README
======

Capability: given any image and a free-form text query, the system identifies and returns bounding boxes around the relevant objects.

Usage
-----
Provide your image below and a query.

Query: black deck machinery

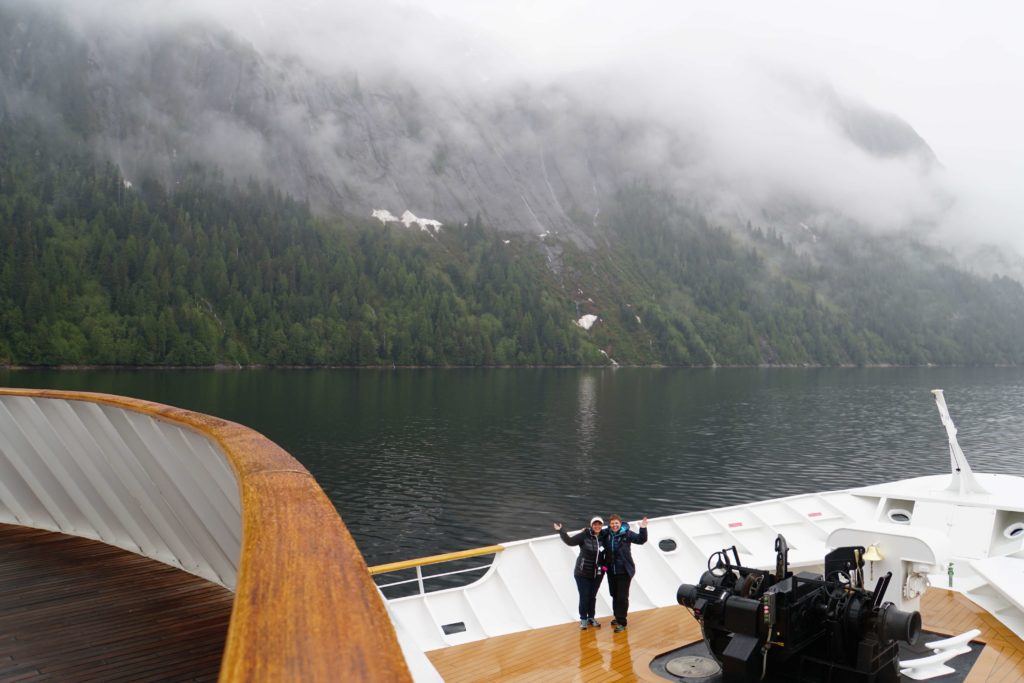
[677,535,921,682]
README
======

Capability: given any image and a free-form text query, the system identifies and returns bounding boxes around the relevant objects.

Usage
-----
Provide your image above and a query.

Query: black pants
[574,574,604,620]
[607,573,632,625]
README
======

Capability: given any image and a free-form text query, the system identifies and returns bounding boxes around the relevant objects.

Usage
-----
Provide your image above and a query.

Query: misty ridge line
[0,0,968,251]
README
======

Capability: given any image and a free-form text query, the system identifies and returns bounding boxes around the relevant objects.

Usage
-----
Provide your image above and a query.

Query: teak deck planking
[429,603,700,683]
[0,523,234,682]
[429,587,1024,682]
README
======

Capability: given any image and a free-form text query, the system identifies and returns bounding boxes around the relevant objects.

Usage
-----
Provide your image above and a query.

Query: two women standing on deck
[553,517,606,630]
[554,514,648,633]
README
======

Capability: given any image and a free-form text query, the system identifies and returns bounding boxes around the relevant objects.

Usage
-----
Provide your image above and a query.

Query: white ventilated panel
[0,420,52,528]
[0,400,75,530]
[523,538,583,620]
[733,527,785,562]
[387,607,445,682]
[545,535,614,612]
[821,492,878,521]
[626,575,656,612]
[971,557,1024,614]
[389,597,449,652]
[632,543,686,608]
[666,518,716,569]
[181,428,242,525]
[678,512,723,536]
[423,589,486,646]
[31,398,132,544]
[963,575,1024,639]
[770,518,828,553]
[165,424,242,554]
[595,577,613,616]
[2,398,106,538]
[749,500,805,527]
[463,571,530,637]
[692,528,751,558]
[712,507,763,529]
[497,542,572,628]
[114,409,237,584]
[0,396,241,589]
[83,403,204,572]
[62,400,174,558]
[786,494,844,519]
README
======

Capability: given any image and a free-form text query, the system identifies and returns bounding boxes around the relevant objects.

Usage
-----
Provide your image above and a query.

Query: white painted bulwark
[381,473,1024,664]
[0,395,241,589]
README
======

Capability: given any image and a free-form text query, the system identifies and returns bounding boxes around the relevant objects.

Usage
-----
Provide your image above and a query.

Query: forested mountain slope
[3,112,1023,367]
[2,1,1024,367]
[0,117,603,366]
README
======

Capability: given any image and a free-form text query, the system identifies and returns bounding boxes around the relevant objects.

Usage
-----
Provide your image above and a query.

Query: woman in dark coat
[601,513,648,632]
[553,516,606,629]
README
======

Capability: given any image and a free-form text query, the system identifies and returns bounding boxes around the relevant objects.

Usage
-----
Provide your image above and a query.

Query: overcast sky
[62,0,1024,249]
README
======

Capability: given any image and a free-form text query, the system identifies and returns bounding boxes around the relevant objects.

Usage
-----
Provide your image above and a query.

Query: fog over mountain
[7,0,1024,368]
[2,0,1020,259]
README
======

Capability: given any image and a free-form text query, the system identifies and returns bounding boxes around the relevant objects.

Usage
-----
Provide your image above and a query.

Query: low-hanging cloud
[24,0,1024,251]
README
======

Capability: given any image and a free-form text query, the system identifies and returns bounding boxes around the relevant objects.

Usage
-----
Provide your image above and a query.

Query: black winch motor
[677,535,921,682]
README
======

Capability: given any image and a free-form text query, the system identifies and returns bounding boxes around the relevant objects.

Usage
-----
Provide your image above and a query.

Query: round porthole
[658,538,678,553]
[1003,522,1024,540]
[887,508,912,524]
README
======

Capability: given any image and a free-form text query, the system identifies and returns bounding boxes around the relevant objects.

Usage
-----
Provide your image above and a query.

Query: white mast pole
[932,389,989,495]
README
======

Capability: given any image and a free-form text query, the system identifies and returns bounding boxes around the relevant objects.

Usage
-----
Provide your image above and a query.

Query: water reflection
[576,373,598,459]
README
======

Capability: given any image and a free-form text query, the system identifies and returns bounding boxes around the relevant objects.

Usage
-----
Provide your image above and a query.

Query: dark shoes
[614,623,627,633]
[588,618,601,628]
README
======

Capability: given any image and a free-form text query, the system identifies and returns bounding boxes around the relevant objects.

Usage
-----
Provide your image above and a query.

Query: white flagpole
[932,389,989,495]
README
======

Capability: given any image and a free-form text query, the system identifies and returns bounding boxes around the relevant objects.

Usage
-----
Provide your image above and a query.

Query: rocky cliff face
[0,1,942,246]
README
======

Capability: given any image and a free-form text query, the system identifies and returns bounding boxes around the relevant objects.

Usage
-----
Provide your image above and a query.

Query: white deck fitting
[899,627,980,680]
[925,628,981,651]
[0,396,241,588]
[899,651,959,680]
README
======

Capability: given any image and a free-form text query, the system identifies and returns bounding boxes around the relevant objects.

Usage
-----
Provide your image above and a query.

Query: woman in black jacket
[601,514,648,632]
[553,516,606,629]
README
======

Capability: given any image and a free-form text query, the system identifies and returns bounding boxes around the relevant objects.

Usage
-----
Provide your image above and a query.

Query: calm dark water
[3,367,1024,566]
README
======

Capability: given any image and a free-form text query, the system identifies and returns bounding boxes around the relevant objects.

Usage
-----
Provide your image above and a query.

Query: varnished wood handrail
[369,544,506,575]
[0,388,411,682]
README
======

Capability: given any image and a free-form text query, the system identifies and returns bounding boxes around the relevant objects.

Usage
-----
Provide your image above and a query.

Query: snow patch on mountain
[400,210,443,233]
[372,209,399,224]
[373,209,443,233]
